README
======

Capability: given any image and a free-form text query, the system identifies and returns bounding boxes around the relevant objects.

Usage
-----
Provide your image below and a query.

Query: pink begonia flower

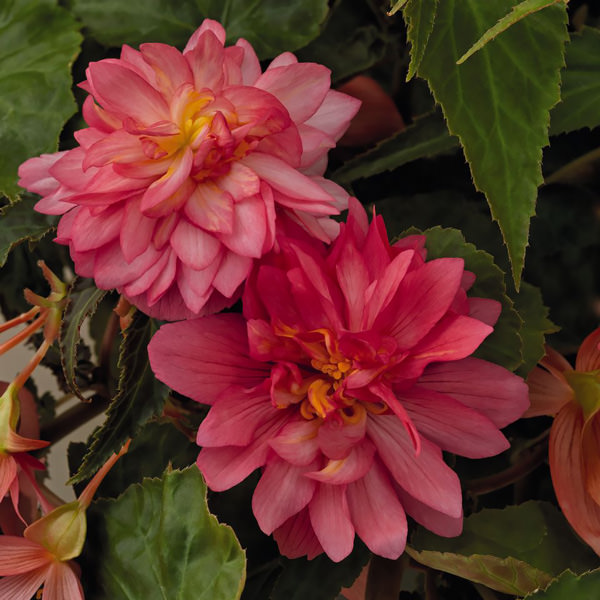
[149,201,528,561]
[0,384,48,519]
[526,327,600,555]
[18,20,360,321]
[0,443,129,599]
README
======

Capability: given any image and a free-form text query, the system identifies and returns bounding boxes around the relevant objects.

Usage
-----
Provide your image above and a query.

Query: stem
[545,146,600,185]
[40,395,109,444]
[0,313,46,356]
[366,554,409,600]
[464,437,549,496]
[12,338,52,390]
[0,306,40,333]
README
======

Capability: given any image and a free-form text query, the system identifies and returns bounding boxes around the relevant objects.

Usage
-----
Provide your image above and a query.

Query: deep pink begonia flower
[18,20,360,321]
[526,328,600,555]
[148,201,529,561]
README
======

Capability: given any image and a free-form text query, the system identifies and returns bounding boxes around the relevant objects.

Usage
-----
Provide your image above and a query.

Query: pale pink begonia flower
[525,327,600,555]
[0,443,129,599]
[18,20,360,321]
[149,201,529,562]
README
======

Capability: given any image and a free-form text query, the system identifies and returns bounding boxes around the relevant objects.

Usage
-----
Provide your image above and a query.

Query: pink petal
[525,364,573,418]
[583,413,600,505]
[347,459,407,558]
[306,439,375,484]
[318,415,366,460]
[396,487,463,537]
[43,562,84,600]
[468,298,502,326]
[273,507,323,560]
[170,218,220,270]
[197,409,290,491]
[120,196,156,262]
[0,537,49,574]
[235,38,261,84]
[184,20,226,52]
[576,327,600,372]
[304,89,362,141]
[139,42,193,96]
[308,483,355,562]
[418,357,530,427]
[0,454,17,501]
[400,388,510,458]
[242,153,335,207]
[141,247,177,304]
[255,63,331,123]
[148,314,269,403]
[184,183,234,234]
[70,204,122,252]
[218,196,267,258]
[335,239,369,331]
[140,148,193,215]
[197,388,275,447]
[185,29,225,91]
[367,415,462,518]
[86,60,169,122]
[176,258,221,314]
[0,567,49,600]
[253,458,318,534]
[550,402,600,555]
[18,153,63,196]
[269,419,321,466]
[380,258,465,349]
[211,251,252,298]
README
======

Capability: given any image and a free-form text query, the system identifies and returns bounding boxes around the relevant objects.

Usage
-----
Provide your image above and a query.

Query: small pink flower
[526,328,600,555]
[18,20,360,321]
[149,201,528,562]
[0,443,129,599]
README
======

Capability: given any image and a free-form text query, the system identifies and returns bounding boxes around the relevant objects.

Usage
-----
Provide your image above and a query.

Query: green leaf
[333,111,458,185]
[296,0,386,83]
[388,0,410,17]
[513,281,558,377]
[70,310,167,483]
[402,0,439,80]
[72,0,329,59]
[412,0,569,286]
[271,542,370,600]
[524,569,600,598]
[59,279,107,401]
[457,0,566,65]
[414,226,523,371]
[83,466,246,600]
[407,501,599,596]
[0,0,81,200]
[550,27,600,135]
[0,195,55,268]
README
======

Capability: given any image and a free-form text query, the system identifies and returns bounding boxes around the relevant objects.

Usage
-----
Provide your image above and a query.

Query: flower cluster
[15,18,532,571]
[149,200,529,561]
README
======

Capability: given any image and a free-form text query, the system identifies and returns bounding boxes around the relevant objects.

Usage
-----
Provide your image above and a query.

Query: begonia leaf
[550,27,600,135]
[0,0,81,200]
[407,501,598,595]
[83,466,246,599]
[404,0,569,286]
[0,195,54,268]
[413,226,523,371]
[297,0,386,82]
[457,0,566,65]
[402,0,439,80]
[524,568,600,598]
[513,281,558,377]
[71,0,329,59]
[59,279,107,401]
[68,421,198,500]
[70,310,167,483]
[333,111,459,185]
[270,542,371,600]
